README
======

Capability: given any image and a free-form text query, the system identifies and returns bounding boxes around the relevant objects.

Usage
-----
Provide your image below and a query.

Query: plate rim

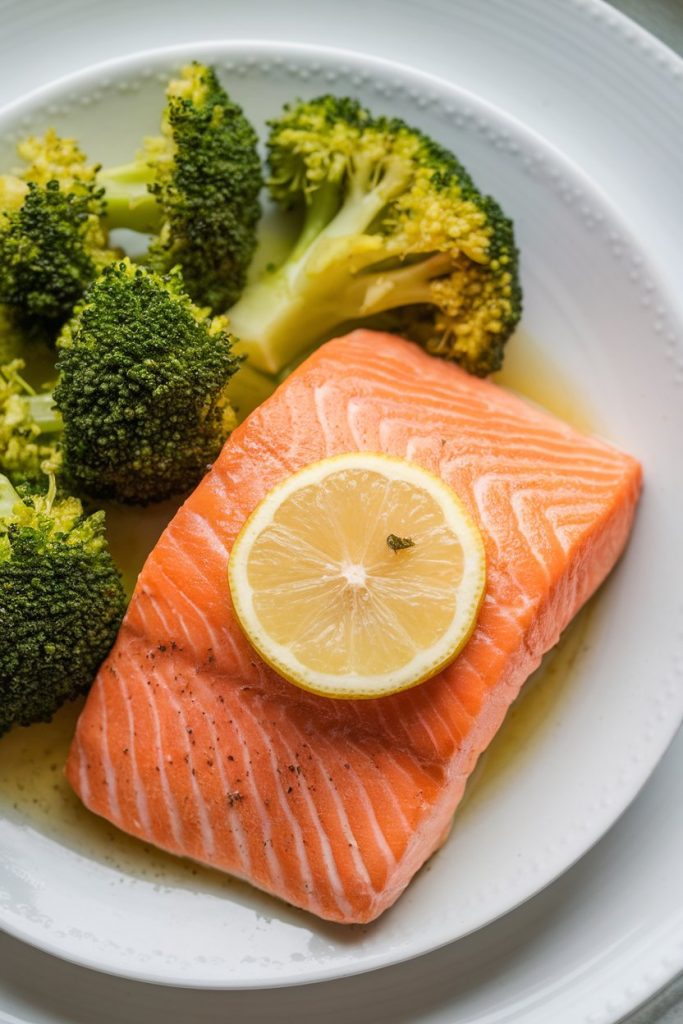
[0,35,682,991]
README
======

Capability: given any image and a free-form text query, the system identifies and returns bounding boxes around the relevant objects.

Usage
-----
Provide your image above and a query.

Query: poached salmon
[66,331,642,923]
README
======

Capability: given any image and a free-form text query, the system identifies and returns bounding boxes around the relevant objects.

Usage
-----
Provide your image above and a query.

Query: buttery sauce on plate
[0,330,595,881]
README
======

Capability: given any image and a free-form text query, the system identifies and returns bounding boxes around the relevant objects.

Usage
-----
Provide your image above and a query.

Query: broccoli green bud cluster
[101,62,263,311]
[0,306,25,365]
[0,360,61,487]
[0,131,116,333]
[54,258,241,505]
[0,473,126,735]
[228,94,522,379]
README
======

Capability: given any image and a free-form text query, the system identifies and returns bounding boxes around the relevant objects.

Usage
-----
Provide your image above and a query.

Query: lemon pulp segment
[228,453,486,698]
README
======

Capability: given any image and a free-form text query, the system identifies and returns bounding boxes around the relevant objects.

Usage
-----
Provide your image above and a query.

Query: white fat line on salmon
[182,509,230,557]
[509,491,555,584]
[218,621,257,681]
[203,471,240,517]
[376,416,409,456]
[407,682,473,757]
[431,665,489,753]
[362,679,428,753]
[113,665,152,836]
[466,435,628,469]
[402,693,445,757]
[463,606,522,663]
[236,700,317,899]
[545,499,619,554]
[312,384,346,454]
[262,739,355,920]
[252,428,301,478]
[72,730,91,806]
[515,484,615,563]
[371,413,617,470]
[152,560,222,659]
[131,589,173,646]
[346,398,374,453]
[285,715,384,887]
[175,672,251,876]
[381,677,459,757]
[325,740,399,878]
[161,527,256,676]
[472,474,540,598]
[221,702,289,898]
[343,733,414,838]
[403,436,442,473]
[281,388,332,461]
[464,454,630,489]
[539,502,579,560]
[126,656,184,848]
[159,534,228,637]
[339,367,488,410]
[348,379,556,436]
[162,681,217,860]
[95,681,122,823]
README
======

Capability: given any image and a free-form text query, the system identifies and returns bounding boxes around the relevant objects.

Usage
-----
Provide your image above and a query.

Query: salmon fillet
[66,331,642,924]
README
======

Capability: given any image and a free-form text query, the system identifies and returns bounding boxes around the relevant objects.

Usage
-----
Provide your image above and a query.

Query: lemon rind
[228,452,486,700]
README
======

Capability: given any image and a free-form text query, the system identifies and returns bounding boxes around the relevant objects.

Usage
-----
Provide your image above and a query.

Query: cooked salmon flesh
[66,331,642,924]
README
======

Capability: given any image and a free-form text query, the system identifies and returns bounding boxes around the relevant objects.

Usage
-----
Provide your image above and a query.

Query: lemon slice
[228,453,486,699]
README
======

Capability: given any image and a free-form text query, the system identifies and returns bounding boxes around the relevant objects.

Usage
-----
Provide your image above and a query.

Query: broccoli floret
[0,306,25,365]
[3,258,241,503]
[51,258,240,505]
[0,471,125,735]
[227,95,521,379]
[99,62,262,311]
[0,131,117,333]
[0,360,61,487]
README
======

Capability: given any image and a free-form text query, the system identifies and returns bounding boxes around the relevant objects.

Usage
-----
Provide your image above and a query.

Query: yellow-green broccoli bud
[0,360,61,487]
[0,130,117,332]
[228,95,521,379]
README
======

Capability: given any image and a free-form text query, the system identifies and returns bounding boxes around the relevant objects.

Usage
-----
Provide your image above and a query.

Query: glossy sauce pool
[0,329,597,881]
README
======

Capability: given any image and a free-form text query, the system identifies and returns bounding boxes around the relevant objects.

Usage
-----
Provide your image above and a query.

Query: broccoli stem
[24,393,62,434]
[288,182,342,262]
[97,163,163,234]
[44,470,58,512]
[229,154,432,374]
[229,238,452,375]
[0,473,19,520]
[223,361,277,421]
[325,252,453,317]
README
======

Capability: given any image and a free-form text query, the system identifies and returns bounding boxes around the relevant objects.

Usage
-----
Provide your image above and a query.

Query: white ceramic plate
[2,735,683,1024]
[1,40,682,990]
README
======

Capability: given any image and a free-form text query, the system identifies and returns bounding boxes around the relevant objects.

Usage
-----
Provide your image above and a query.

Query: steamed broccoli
[2,259,241,504]
[0,471,125,735]
[0,306,25,365]
[0,360,60,487]
[0,131,116,333]
[99,62,262,311]
[51,258,241,504]
[227,95,521,378]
